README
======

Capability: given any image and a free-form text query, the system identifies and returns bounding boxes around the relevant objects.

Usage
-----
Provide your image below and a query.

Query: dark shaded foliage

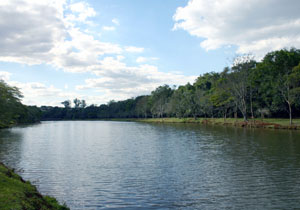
[0,80,41,128]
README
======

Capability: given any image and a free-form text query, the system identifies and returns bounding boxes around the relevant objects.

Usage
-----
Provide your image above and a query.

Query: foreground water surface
[0,121,300,209]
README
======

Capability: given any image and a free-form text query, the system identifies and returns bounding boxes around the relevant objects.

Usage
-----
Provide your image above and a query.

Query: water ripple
[0,121,300,209]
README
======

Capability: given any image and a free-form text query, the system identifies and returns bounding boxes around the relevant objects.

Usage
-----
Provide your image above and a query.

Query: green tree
[61,100,71,108]
[227,56,256,121]
[0,80,41,127]
[135,96,150,118]
[194,72,220,118]
[259,49,300,124]
[80,100,86,108]
[150,85,173,118]
[73,98,81,108]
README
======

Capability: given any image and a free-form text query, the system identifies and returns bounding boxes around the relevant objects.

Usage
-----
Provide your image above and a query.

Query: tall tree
[227,56,256,121]
[150,85,173,118]
[0,80,40,127]
[135,96,150,118]
[259,49,300,124]
[73,98,81,109]
[194,72,220,118]
[80,100,86,108]
[61,100,71,108]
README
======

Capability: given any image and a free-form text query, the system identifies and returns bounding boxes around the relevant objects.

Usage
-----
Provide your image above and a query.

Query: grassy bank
[132,118,300,130]
[0,162,69,210]
[0,121,16,129]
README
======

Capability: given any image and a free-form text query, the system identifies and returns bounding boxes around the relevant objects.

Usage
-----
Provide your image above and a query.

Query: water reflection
[0,121,300,209]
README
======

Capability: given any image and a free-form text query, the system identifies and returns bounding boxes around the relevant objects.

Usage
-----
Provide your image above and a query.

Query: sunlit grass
[131,117,300,129]
[0,163,69,210]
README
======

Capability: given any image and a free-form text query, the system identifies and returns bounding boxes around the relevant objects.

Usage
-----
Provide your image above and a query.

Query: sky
[1,0,300,106]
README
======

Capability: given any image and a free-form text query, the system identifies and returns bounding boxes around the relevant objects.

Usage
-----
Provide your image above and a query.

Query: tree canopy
[0,80,41,128]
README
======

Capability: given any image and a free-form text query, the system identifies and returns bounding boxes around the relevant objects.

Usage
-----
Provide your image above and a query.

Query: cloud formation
[112,18,120,25]
[136,57,159,63]
[102,26,116,31]
[0,0,122,70]
[125,46,144,53]
[0,0,66,65]
[76,56,196,101]
[67,1,96,23]
[8,81,72,106]
[0,0,196,105]
[173,0,300,57]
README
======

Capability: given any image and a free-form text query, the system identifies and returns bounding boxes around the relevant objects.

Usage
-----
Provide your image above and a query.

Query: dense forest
[41,48,300,125]
[0,81,41,128]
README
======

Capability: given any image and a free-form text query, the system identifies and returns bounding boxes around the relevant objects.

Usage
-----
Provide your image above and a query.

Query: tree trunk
[242,108,248,122]
[159,104,163,118]
[243,114,247,122]
[242,98,248,122]
[250,86,254,119]
[234,102,238,121]
[250,97,254,119]
[288,102,293,125]
[223,108,227,122]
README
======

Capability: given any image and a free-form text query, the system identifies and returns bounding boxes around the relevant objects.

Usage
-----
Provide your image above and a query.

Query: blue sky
[86,0,232,74]
[0,0,300,106]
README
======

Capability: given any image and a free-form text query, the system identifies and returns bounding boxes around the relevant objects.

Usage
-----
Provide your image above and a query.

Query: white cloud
[0,0,198,106]
[5,79,100,107]
[76,56,196,102]
[102,26,116,31]
[0,0,121,71]
[8,81,64,106]
[136,56,159,63]
[125,46,144,53]
[67,1,96,24]
[0,0,66,65]
[101,19,119,31]
[173,0,300,57]
[0,71,11,81]
[112,18,119,25]
[0,71,86,106]
[51,27,122,72]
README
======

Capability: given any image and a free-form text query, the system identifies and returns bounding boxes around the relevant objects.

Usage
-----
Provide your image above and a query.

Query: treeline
[41,48,300,125]
[0,80,41,128]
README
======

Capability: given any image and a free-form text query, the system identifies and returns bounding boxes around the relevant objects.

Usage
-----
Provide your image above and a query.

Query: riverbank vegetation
[0,80,41,128]
[41,48,300,126]
[0,162,69,210]
[133,118,300,130]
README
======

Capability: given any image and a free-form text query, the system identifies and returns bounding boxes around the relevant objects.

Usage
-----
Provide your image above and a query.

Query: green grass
[0,163,69,210]
[259,118,300,126]
[0,120,16,129]
[129,117,300,130]
[134,117,242,124]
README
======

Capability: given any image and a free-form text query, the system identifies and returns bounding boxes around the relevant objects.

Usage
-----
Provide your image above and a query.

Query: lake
[1,121,300,209]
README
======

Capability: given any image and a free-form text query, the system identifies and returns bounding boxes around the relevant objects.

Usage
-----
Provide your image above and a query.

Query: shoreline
[131,118,300,130]
[8,117,300,131]
[0,162,69,210]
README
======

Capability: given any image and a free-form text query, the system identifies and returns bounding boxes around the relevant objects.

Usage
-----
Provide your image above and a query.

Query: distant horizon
[1,0,300,106]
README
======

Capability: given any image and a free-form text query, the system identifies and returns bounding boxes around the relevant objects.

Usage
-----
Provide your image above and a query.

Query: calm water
[1,121,300,209]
